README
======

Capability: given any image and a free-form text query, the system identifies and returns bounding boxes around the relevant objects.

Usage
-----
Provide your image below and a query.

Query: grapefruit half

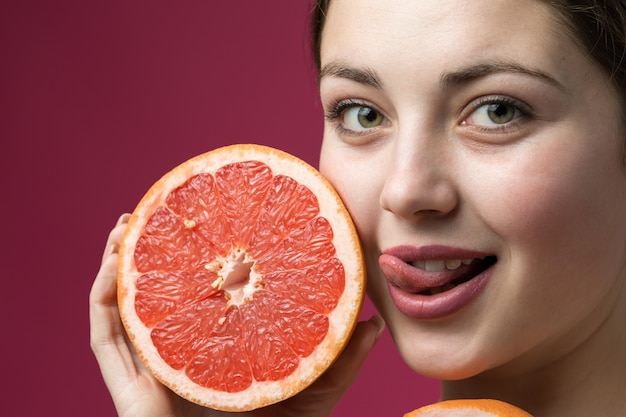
[117,144,365,411]
[405,399,533,417]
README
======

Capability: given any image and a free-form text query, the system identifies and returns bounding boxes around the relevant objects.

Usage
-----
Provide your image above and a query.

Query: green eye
[344,106,384,130]
[357,107,384,128]
[485,103,515,124]
[466,99,524,128]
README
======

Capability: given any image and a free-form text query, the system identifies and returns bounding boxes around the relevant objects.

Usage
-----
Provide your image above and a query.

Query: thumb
[272,315,386,417]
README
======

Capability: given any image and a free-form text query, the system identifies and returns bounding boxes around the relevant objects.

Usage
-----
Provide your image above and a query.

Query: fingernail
[106,243,120,257]
[116,213,131,226]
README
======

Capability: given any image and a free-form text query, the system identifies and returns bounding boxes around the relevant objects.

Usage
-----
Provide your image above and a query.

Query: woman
[91,1,626,415]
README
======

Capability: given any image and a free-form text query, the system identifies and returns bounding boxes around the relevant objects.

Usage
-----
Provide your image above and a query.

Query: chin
[405,356,487,381]
[389,320,497,381]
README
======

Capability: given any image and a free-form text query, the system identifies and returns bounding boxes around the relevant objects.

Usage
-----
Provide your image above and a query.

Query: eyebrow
[319,60,566,92]
[440,61,566,91]
[319,62,383,89]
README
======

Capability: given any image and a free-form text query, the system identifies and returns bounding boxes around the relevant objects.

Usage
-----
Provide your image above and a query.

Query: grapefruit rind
[404,399,533,417]
[117,144,365,411]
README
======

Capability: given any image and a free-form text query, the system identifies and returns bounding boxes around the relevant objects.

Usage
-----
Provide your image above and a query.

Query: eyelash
[324,99,386,136]
[324,99,370,121]
[463,95,533,131]
[324,95,533,137]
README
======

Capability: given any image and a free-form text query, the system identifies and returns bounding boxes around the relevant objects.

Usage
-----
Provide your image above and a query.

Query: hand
[90,214,385,417]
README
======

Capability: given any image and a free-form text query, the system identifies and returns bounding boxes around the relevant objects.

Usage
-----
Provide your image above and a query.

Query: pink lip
[380,245,495,320]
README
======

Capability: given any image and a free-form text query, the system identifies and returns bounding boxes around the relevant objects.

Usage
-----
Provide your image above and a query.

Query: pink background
[1,1,439,415]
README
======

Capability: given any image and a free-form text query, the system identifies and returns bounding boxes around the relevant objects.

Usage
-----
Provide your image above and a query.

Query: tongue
[419,257,496,295]
[379,254,496,294]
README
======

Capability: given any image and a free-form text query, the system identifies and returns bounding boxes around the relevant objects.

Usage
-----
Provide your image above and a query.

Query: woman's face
[319,0,626,379]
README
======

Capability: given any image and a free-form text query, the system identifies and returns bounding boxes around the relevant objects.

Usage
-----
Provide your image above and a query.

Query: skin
[318,0,626,415]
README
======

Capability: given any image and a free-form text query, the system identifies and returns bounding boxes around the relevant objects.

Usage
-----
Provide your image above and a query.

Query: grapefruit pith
[117,144,365,411]
[405,399,533,416]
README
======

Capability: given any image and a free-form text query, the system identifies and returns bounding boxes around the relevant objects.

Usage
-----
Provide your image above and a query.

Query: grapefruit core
[117,144,365,411]
[405,399,533,416]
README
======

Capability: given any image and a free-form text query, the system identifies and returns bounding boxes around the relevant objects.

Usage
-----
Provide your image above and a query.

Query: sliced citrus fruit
[117,144,365,411]
[405,399,533,417]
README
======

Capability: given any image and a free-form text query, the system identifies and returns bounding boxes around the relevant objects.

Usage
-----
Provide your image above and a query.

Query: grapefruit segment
[165,173,232,258]
[134,270,220,327]
[117,144,364,411]
[262,258,345,314]
[215,160,273,248]
[149,298,225,370]
[247,174,320,259]
[255,216,336,272]
[245,290,329,358]
[185,306,252,393]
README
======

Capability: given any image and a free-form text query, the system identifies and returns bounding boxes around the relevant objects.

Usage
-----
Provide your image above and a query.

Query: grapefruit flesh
[117,144,365,411]
[405,399,533,417]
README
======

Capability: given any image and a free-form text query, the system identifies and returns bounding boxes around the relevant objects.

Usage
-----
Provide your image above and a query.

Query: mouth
[379,245,497,295]
[379,247,497,319]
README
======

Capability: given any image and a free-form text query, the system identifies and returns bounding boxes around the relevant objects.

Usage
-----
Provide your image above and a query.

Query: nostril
[379,172,460,222]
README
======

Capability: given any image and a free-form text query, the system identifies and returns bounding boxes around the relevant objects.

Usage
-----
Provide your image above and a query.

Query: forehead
[322,0,561,47]
[320,0,575,82]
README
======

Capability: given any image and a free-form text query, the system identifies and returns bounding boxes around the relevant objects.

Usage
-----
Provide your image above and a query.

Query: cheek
[319,141,386,293]
[474,144,626,291]
[319,142,383,237]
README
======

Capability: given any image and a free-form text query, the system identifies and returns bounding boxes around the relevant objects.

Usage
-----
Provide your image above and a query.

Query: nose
[379,133,459,221]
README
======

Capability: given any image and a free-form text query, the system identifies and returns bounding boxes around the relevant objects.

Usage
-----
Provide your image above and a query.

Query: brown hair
[547,1,626,103]
[310,0,331,71]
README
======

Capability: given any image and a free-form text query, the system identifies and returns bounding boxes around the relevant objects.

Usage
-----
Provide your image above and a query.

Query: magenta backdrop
[1,1,439,415]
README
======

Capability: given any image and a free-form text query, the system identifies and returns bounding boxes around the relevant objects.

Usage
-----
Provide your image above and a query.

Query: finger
[89,240,128,357]
[296,315,385,411]
[101,213,131,263]
[92,214,129,314]
[90,214,142,384]
[324,315,385,389]
[276,315,385,417]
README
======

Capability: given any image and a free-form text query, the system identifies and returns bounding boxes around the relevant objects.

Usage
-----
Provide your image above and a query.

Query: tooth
[461,259,473,265]
[445,259,462,270]
[424,260,446,272]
